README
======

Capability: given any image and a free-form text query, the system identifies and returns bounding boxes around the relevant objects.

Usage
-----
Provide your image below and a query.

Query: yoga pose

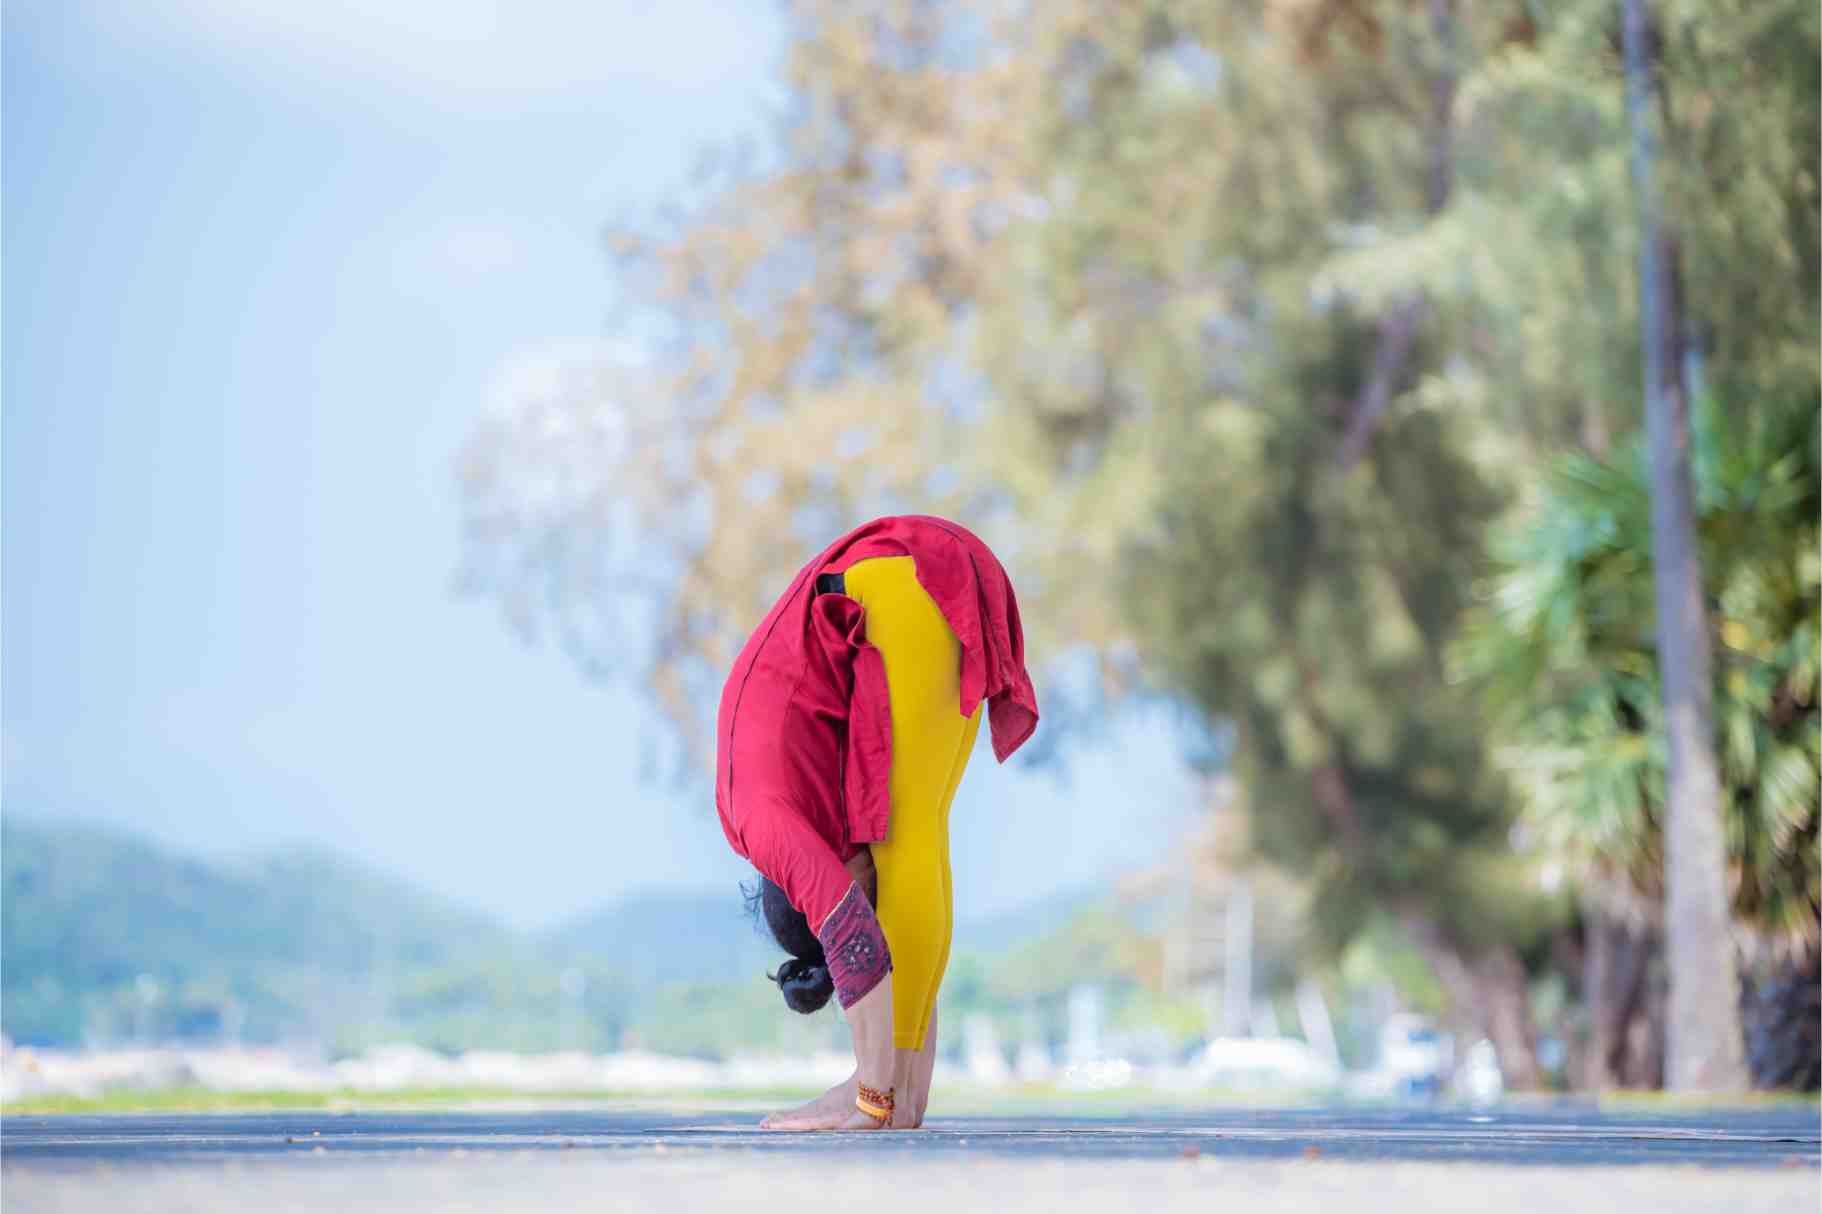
[714,516,1038,1130]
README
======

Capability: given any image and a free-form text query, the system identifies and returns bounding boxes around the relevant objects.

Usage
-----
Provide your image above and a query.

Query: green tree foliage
[967,0,1581,1085]
[453,0,1819,1085]
[1460,397,1820,955]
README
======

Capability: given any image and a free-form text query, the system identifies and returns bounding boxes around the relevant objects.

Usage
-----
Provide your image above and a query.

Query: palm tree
[1621,0,1749,1091]
[1461,395,1820,1089]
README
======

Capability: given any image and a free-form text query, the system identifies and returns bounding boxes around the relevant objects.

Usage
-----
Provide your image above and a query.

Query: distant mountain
[546,883,1113,985]
[542,887,779,986]
[952,886,1109,958]
[1,816,514,1045]
[0,815,1127,1053]
[0,818,821,1049]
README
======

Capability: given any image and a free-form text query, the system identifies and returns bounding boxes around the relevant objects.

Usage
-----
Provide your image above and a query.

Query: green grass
[1588,1088,1821,1112]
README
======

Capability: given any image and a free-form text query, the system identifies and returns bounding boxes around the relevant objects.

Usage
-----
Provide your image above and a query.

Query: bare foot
[760,1073,856,1130]
[834,1108,890,1131]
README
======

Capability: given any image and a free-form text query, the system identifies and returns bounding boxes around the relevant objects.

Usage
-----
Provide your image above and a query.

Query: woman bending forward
[715,516,1039,1130]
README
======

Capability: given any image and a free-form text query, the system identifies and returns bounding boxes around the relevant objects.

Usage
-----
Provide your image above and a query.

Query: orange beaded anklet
[855,1083,895,1125]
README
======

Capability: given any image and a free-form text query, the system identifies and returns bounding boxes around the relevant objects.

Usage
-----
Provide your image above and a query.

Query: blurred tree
[1442,0,1818,1088]
[454,0,1049,758]
[453,0,1819,1089]
[456,0,1560,1084]
[1621,0,1744,1093]
[966,0,1569,1085]
[1461,396,1820,1088]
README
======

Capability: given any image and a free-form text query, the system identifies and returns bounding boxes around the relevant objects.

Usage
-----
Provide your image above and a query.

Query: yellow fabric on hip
[841,555,982,1052]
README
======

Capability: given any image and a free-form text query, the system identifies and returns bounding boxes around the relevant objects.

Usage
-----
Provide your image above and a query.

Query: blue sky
[3,0,1200,929]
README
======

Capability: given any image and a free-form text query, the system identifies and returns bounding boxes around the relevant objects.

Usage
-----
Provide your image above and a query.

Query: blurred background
[3,0,1816,1108]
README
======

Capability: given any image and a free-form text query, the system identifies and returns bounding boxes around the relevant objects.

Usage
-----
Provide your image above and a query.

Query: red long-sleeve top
[715,515,1039,930]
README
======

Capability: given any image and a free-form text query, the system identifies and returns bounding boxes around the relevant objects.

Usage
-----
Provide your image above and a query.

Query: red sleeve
[985,567,1039,761]
[810,592,894,846]
[843,639,892,844]
[737,798,855,929]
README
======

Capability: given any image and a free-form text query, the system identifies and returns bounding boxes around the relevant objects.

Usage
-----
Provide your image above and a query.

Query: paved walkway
[5,1106,1817,1213]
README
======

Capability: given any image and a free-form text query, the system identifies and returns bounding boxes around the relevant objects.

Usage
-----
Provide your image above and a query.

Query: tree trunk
[1580,910,1665,1090]
[1335,0,1456,470]
[1403,915,1542,1090]
[1739,944,1822,1091]
[1472,942,1543,1090]
[1628,951,1669,1089]
[1620,0,1748,1092]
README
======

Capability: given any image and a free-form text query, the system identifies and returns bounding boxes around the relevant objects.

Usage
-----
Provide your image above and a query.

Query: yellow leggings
[842,555,982,1051]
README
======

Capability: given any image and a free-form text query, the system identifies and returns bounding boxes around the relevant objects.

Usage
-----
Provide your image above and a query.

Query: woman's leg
[925,703,974,1023]
[902,711,975,1125]
[906,1006,940,1125]
[842,555,980,1130]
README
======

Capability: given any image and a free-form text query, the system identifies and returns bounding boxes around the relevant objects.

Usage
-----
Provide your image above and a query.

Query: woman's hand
[839,974,896,1130]
[759,974,895,1132]
[844,846,879,908]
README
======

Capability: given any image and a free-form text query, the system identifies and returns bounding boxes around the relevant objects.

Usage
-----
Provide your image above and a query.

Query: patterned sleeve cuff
[816,881,892,1009]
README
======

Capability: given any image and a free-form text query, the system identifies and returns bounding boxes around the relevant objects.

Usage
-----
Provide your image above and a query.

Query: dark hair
[743,874,833,1014]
